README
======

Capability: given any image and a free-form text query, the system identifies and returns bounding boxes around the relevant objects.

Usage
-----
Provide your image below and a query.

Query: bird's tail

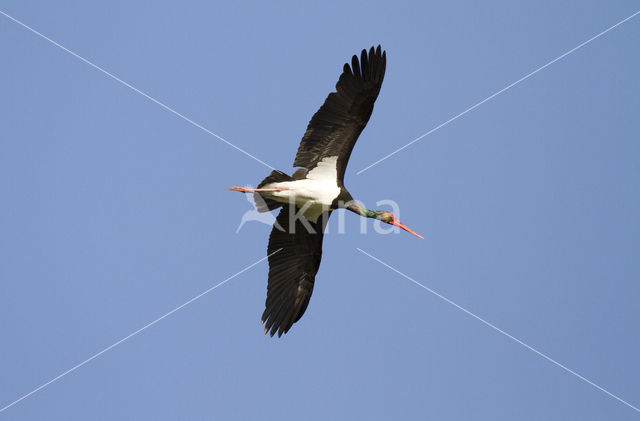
[255,170,293,212]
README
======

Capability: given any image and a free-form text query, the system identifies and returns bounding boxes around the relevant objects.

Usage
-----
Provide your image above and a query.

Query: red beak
[390,220,424,239]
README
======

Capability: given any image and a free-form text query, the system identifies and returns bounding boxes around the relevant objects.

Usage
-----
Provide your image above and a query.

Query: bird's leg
[228,186,289,193]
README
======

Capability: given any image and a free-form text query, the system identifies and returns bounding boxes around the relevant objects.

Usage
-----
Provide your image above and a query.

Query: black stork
[229,45,422,337]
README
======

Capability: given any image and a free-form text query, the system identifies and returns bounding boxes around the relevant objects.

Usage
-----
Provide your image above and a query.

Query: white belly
[267,179,338,222]
[264,156,340,222]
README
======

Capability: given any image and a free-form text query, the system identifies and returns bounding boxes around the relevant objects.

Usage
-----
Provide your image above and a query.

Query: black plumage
[262,206,329,337]
[258,46,387,336]
[293,45,386,183]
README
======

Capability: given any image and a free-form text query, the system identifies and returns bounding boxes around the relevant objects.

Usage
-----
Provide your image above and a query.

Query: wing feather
[293,46,386,183]
[261,207,330,337]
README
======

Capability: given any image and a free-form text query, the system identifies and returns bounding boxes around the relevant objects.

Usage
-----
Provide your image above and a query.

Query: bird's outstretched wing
[262,206,330,337]
[293,45,386,183]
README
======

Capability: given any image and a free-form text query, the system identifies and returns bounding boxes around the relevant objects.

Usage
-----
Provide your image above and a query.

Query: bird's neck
[346,201,380,219]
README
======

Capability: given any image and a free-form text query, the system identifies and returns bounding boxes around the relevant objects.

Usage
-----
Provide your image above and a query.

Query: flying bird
[230,46,422,337]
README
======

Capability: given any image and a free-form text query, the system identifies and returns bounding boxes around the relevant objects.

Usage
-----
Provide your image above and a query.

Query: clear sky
[1,1,639,420]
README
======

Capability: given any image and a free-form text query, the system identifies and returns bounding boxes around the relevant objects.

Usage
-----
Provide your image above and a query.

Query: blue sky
[1,1,639,419]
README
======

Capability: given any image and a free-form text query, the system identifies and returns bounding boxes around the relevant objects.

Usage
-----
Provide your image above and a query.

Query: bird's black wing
[262,206,330,337]
[293,45,386,183]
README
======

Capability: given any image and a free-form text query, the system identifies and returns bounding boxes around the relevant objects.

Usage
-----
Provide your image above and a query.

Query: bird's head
[376,211,424,239]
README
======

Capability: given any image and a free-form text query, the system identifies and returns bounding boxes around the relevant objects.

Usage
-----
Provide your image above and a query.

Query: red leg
[228,186,288,193]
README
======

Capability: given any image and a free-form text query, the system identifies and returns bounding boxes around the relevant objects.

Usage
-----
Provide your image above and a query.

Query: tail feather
[255,170,292,212]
